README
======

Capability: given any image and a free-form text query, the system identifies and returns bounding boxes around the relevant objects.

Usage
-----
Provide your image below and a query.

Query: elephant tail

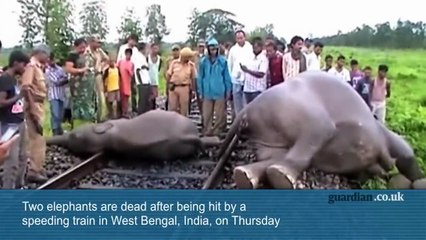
[216,108,248,158]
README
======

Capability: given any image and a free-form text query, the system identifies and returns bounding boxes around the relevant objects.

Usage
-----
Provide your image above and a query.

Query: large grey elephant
[219,71,426,189]
[47,110,220,161]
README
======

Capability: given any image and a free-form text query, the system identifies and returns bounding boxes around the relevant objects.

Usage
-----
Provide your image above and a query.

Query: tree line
[315,20,426,49]
[17,2,285,60]
[16,1,424,61]
[17,0,169,60]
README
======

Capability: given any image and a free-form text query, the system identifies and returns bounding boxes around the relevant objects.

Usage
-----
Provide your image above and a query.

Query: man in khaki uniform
[21,44,49,182]
[86,35,109,122]
[164,45,180,110]
[166,47,196,116]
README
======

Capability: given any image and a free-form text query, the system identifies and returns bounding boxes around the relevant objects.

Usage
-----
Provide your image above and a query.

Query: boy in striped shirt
[46,53,68,136]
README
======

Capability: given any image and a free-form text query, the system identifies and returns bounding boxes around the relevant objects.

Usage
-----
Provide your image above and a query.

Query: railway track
[37,100,240,190]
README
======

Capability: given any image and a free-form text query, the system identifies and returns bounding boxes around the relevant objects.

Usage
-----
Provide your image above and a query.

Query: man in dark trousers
[134,42,152,115]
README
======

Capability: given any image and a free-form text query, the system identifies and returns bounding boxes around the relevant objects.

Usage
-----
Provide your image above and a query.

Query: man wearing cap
[86,35,109,122]
[20,44,49,182]
[164,44,181,110]
[166,47,196,116]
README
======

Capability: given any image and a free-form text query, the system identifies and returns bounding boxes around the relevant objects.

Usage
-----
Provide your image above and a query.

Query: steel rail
[37,152,105,190]
[202,135,238,189]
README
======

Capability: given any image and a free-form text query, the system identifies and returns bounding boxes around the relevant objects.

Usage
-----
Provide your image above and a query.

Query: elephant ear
[93,122,114,134]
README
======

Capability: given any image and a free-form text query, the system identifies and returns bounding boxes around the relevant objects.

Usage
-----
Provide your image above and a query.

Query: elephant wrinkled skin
[47,110,219,161]
[219,71,426,189]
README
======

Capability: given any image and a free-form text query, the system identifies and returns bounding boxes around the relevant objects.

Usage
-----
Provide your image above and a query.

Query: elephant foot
[412,178,426,189]
[232,159,282,189]
[233,167,258,189]
[388,174,412,189]
[266,165,298,189]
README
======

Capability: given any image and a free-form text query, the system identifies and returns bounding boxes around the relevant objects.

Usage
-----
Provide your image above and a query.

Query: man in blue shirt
[197,38,232,136]
[355,66,373,109]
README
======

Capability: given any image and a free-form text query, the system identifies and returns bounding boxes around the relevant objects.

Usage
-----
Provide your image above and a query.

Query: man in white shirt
[116,34,139,63]
[307,42,323,71]
[116,34,139,113]
[241,37,269,103]
[133,42,152,114]
[328,55,351,84]
[227,30,253,115]
[147,43,162,109]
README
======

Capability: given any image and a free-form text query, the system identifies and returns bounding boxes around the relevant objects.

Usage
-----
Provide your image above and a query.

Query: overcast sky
[0,0,423,47]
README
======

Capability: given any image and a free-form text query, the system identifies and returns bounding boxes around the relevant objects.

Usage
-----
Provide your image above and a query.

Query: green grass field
[1,46,425,189]
[324,47,426,188]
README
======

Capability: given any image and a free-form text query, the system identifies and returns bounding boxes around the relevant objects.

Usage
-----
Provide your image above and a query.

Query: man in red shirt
[265,41,284,87]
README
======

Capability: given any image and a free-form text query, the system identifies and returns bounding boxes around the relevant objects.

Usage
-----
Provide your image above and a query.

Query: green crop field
[1,46,425,189]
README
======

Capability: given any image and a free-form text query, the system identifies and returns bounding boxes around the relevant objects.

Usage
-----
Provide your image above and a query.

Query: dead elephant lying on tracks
[47,110,220,161]
[218,71,426,190]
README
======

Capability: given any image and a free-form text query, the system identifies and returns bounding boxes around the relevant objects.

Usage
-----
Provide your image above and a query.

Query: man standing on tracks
[191,39,206,115]
[21,44,50,183]
[147,43,162,110]
[0,50,29,187]
[87,35,109,122]
[197,38,232,136]
[46,52,68,136]
[64,38,96,126]
[166,47,196,116]
[117,34,139,115]
[164,45,180,110]
[133,42,151,115]
[227,30,253,115]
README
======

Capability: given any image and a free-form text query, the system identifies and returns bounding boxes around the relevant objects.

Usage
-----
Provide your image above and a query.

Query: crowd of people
[0,29,391,186]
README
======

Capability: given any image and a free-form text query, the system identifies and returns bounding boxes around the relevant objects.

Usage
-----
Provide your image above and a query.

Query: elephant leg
[266,120,335,189]
[383,128,426,189]
[233,147,288,189]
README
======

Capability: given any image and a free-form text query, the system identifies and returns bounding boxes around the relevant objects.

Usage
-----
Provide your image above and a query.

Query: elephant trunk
[46,133,70,148]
